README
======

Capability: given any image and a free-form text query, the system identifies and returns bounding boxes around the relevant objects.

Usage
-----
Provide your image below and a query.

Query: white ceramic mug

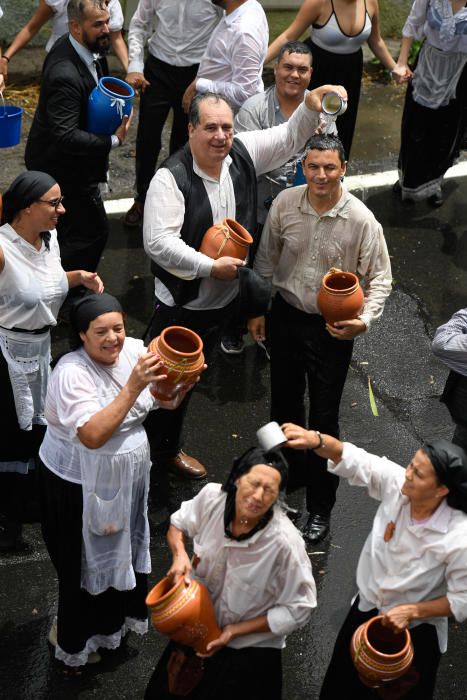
[256,421,287,453]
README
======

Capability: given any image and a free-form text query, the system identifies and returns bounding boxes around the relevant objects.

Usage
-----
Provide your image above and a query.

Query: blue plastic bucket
[0,104,23,148]
[87,76,134,135]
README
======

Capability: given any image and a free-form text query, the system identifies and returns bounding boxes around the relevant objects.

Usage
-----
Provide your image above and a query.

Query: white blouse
[402,0,467,53]
[0,224,68,330]
[328,443,467,652]
[40,337,156,484]
[171,483,317,649]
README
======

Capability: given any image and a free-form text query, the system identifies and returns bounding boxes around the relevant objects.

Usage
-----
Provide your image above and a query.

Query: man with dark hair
[25,0,131,274]
[249,134,392,543]
[143,87,345,481]
[221,40,313,354]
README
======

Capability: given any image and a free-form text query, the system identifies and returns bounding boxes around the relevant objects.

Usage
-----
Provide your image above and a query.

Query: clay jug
[146,576,222,654]
[199,218,253,260]
[350,615,414,688]
[147,326,205,401]
[317,268,364,325]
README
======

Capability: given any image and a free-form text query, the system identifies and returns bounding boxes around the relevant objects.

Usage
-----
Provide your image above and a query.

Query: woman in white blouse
[0,171,103,552]
[392,0,467,206]
[283,422,467,699]
[0,0,128,82]
[38,292,191,671]
[145,446,316,700]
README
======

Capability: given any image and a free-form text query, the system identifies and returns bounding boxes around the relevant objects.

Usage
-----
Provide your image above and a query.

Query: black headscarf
[423,440,467,513]
[2,171,57,225]
[222,446,288,541]
[70,293,123,336]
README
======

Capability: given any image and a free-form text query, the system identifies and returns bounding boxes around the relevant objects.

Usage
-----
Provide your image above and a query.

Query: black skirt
[145,641,283,700]
[398,52,467,200]
[305,38,363,160]
[38,462,148,664]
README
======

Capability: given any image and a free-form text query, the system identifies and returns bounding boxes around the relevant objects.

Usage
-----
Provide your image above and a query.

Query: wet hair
[422,440,467,513]
[302,134,346,165]
[277,41,312,66]
[68,0,108,22]
[222,447,288,541]
[188,92,235,128]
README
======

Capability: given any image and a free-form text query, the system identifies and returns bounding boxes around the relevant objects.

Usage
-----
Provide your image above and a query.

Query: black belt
[0,324,52,335]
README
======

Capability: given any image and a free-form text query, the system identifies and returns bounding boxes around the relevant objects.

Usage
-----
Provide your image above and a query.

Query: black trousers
[320,598,441,699]
[145,641,282,700]
[270,294,353,516]
[56,184,109,272]
[143,297,236,457]
[135,56,198,204]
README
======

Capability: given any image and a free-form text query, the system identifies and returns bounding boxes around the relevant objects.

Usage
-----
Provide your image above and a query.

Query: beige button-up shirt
[254,185,392,330]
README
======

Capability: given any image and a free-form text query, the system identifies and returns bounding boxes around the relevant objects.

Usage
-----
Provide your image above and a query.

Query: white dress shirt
[196,0,269,111]
[171,482,316,649]
[254,186,392,330]
[328,443,467,652]
[127,0,223,74]
[432,308,467,378]
[143,100,321,310]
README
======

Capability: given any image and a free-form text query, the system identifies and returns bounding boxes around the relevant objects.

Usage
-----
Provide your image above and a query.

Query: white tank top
[311,0,372,54]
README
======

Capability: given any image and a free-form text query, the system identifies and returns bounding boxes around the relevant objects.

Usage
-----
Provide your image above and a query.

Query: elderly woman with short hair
[283,422,467,699]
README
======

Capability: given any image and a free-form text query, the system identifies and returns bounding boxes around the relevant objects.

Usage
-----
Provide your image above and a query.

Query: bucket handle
[0,90,5,118]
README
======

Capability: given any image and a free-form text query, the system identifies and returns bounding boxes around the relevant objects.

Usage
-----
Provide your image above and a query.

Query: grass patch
[267,1,411,43]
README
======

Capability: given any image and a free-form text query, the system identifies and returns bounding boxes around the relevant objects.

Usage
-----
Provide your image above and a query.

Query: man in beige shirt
[249,134,392,544]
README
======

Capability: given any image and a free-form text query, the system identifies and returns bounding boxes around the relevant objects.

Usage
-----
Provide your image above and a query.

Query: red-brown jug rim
[158,326,203,358]
[362,615,411,658]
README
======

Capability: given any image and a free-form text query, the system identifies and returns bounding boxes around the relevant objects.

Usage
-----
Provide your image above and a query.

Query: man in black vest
[25,0,131,274]
[143,88,345,480]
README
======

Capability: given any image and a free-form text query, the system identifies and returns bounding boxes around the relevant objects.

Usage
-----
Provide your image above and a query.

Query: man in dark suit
[25,0,131,273]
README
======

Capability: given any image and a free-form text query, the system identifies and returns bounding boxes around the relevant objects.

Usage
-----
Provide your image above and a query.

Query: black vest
[151,140,257,306]
[441,370,467,428]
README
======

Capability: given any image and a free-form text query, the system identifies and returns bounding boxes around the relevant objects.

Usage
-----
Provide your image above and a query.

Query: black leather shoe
[302,513,330,544]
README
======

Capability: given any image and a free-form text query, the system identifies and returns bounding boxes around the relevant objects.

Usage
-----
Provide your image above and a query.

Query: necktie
[93,58,103,81]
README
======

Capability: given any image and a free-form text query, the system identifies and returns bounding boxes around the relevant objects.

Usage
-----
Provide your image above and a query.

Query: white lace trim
[54,616,148,667]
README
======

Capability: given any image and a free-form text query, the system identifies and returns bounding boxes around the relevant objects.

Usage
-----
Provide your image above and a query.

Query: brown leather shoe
[161,451,207,480]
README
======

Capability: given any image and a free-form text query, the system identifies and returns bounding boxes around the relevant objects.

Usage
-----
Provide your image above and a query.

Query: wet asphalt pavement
[1,52,467,699]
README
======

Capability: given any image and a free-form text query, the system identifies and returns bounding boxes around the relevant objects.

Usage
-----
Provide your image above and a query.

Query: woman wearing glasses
[0,170,103,552]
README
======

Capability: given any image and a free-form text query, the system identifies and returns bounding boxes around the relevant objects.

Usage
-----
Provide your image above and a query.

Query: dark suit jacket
[25,35,111,188]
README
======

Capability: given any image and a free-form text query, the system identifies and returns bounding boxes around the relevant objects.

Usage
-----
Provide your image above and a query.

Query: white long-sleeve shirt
[432,308,467,377]
[127,0,223,73]
[171,482,316,649]
[195,0,268,112]
[143,100,321,310]
[328,442,467,652]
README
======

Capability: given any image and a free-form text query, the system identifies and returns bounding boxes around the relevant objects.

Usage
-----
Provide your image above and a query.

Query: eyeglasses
[37,196,65,208]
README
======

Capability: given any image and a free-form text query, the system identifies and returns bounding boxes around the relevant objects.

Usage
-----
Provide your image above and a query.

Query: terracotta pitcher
[350,615,414,688]
[146,576,222,654]
[199,218,253,260]
[317,268,364,325]
[147,326,205,401]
